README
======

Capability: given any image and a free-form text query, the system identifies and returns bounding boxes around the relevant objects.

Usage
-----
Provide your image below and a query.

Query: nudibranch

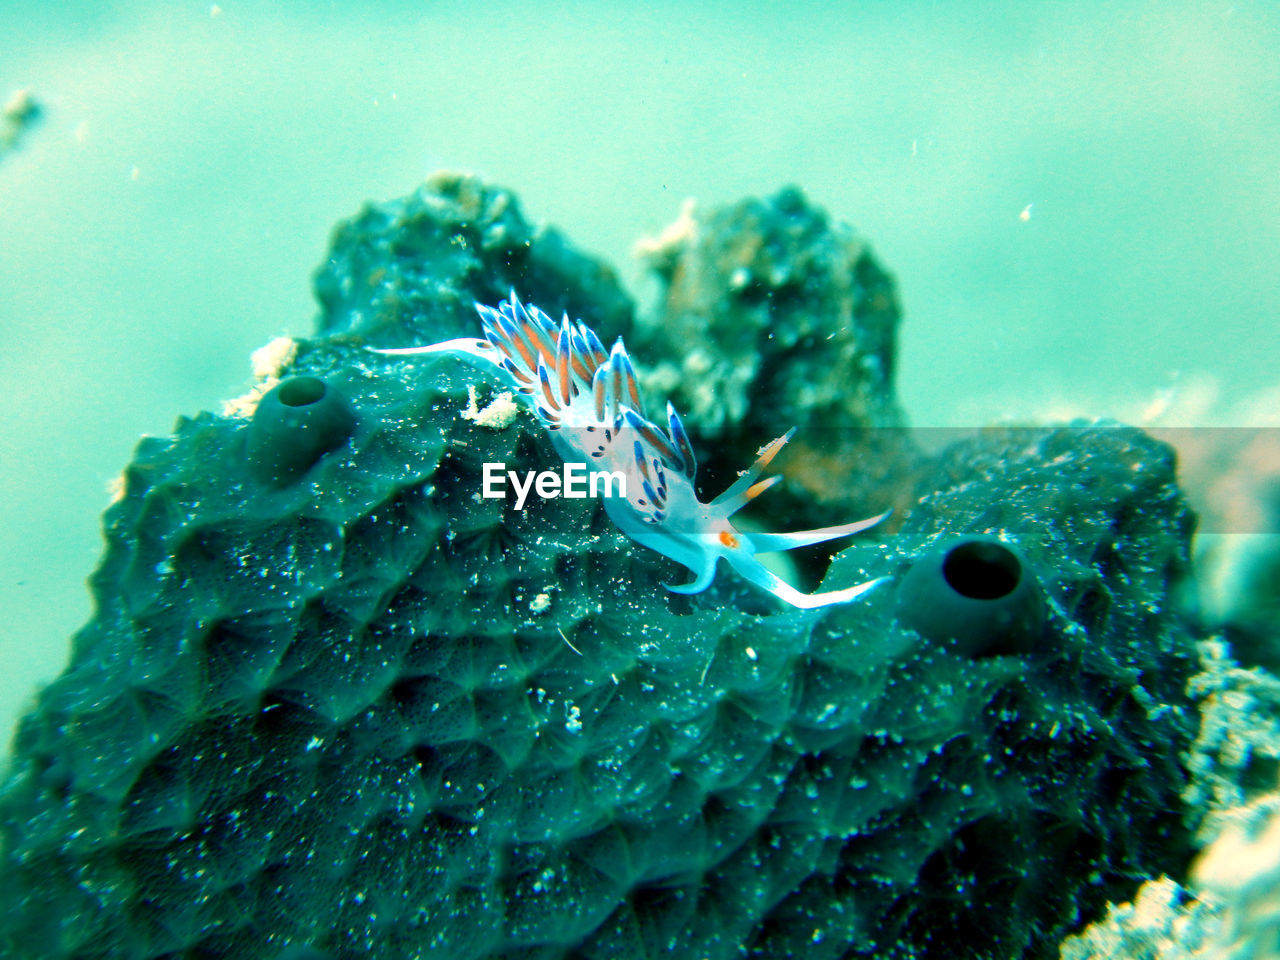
[374,294,889,609]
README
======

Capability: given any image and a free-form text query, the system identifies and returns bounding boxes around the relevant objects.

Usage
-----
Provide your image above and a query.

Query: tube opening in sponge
[278,376,328,407]
[942,540,1022,601]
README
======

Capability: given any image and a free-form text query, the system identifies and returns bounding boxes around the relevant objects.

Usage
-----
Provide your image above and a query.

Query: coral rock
[0,177,1200,960]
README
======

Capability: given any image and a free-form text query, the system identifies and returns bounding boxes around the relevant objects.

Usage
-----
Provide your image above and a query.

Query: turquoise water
[2,0,1278,751]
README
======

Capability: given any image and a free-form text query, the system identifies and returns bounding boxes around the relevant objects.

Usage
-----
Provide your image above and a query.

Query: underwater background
[1,2,1279,957]
[4,0,1280,747]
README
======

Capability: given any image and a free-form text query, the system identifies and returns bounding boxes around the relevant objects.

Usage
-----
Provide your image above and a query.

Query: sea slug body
[374,294,889,609]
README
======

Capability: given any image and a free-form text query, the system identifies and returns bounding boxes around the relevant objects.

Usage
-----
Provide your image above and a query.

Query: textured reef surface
[0,174,1209,958]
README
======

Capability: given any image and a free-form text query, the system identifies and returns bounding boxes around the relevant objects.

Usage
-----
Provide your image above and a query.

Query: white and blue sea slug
[375,294,890,609]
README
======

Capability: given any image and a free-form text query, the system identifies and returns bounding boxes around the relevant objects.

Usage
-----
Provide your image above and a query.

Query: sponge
[895,535,1046,656]
[245,375,356,486]
[0,179,1201,960]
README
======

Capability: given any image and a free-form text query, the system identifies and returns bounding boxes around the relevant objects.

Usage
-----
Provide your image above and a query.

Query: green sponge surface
[0,178,1200,960]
